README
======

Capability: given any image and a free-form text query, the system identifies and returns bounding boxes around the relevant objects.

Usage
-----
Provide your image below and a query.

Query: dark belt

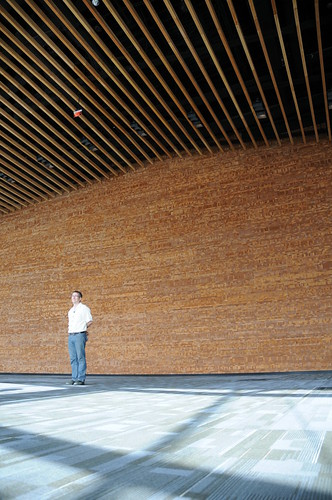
[69,331,87,335]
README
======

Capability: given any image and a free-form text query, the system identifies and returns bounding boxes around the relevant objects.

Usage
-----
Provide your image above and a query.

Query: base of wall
[1,370,331,377]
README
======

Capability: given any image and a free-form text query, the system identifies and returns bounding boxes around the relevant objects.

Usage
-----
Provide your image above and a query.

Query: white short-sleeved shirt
[68,303,93,333]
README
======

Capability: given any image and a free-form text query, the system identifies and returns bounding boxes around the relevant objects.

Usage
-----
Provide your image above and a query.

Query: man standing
[68,290,93,385]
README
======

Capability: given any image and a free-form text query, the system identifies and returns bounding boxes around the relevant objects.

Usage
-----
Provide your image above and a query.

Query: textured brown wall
[0,139,331,374]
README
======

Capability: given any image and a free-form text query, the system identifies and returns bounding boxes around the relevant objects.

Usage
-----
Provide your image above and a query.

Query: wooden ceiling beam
[0,178,38,205]
[0,114,87,187]
[293,0,318,143]
[1,67,112,182]
[1,92,99,183]
[271,0,306,143]
[0,149,61,195]
[102,0,212,154]
[164,0,245,150]
[0,139,68,194]
[40,0,182,158]
[205,0,259,148]
[144,0,232,151]
[0,184,29,207]
[1,52,133,173]
[0,160,53,200]
[0,204,12,214]
[226,0,276,146]
[127,0,222,152]
[1,128,77,191]
[0,162,43,202]
[67,0,193,156]
[315,0,331,141]
[249,0,293,144]
[2,65,122,176]
[187,0,258,149]
[0,196,17,212]
[0,22,157,164]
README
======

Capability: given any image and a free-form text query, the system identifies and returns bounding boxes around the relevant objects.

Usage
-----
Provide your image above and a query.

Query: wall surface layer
[0,140,331,374]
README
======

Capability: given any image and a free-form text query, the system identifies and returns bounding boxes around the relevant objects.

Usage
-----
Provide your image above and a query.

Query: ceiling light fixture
[253,99,267,119]
[36,155,55,169]
[327,89,332,110]
[187,110,203,128]
[0,172,15,183]
[92,0,100,6]
[130,121,147,136]
[81,137,98,151]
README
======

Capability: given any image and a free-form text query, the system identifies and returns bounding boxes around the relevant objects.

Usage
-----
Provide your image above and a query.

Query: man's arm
[86,320,92,339]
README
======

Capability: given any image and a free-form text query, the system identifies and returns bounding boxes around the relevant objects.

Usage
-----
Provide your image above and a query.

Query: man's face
[71,293,81,305]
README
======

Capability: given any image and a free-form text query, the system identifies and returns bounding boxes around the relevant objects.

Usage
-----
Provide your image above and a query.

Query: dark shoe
[66,380,76,385]
[74,380,85,385]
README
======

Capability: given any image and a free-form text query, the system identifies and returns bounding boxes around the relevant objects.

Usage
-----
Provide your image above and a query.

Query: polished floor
[0,371,331,500]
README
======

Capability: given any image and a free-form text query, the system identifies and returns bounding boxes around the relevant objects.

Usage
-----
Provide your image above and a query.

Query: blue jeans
[68,333,87,381]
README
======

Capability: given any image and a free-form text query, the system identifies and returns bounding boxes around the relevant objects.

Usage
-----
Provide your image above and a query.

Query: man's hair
[72,290,82,298]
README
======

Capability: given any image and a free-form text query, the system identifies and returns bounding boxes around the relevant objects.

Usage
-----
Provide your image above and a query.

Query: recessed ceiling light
[130,121,147,137]
[187,110,203,128]
[253,99,267,120]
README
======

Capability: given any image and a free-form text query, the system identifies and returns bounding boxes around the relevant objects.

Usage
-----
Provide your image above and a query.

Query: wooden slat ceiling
[0,0,331,215]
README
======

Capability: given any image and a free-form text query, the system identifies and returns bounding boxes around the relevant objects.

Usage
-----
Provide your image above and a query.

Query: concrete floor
[0,371,331,500]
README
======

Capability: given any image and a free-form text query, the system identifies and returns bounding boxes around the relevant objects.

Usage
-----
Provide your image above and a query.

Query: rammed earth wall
[0,139,331,374]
